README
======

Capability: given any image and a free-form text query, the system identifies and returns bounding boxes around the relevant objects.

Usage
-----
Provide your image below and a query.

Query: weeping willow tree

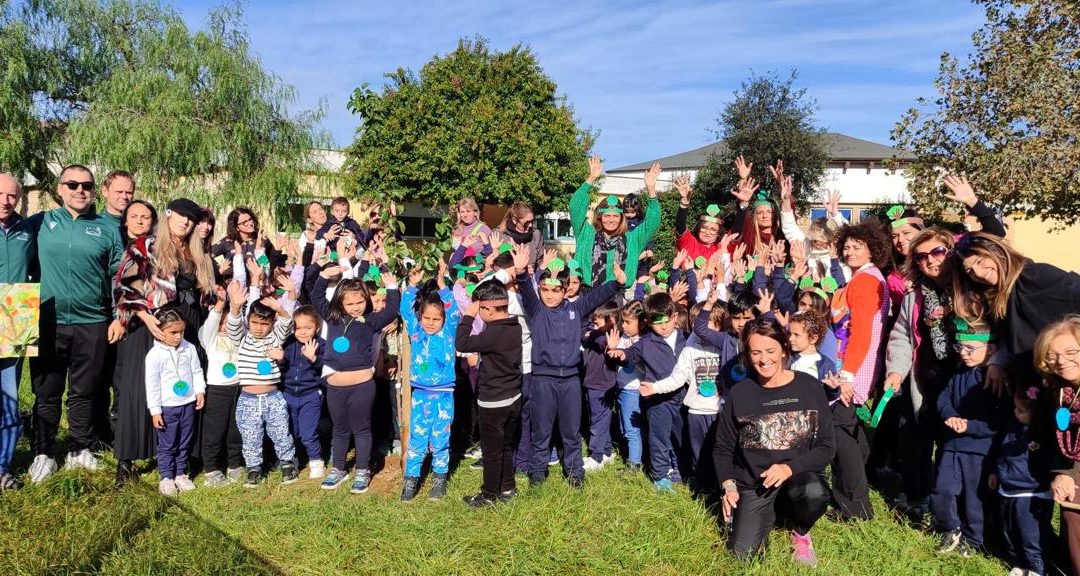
[0,0,330,214]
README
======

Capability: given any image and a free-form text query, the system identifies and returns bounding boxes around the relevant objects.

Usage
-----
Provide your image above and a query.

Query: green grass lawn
[2,366,1006,575]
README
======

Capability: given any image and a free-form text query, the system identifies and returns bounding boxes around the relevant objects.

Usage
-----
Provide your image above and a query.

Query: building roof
[609,132,915,172]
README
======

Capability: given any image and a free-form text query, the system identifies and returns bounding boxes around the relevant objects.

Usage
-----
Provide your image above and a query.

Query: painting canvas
[0,283,39,358]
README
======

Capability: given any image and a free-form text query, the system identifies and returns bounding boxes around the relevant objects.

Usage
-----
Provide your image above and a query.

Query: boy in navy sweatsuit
[608,292,688,491]
[933,318,1003,555]
[513,246,622,488]
[272,305,326,479]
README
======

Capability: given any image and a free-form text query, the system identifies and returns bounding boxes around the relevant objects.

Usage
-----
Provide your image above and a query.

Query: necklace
[1057,386,1080,461]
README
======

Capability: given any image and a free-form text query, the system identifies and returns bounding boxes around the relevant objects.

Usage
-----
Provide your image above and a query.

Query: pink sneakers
[791,531,818,566]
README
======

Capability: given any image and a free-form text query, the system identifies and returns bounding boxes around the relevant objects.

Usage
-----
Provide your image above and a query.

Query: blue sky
[176,0,984,168]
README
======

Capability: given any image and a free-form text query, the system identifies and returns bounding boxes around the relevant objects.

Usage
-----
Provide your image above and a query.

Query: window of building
[809,208,851,222]
[541,212,574,242]
[399,215,443,239]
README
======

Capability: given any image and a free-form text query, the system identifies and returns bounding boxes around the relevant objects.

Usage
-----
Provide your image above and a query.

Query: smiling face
[747,333,786,381]
[754,204,773,231]
[293,314,318,343]
[600,212,622,234]
[890,223,920,257]
[0,174,21,223]
[1049,332,1080,383]
[457,204,478,226]
[124,203,154,238]
[369,291,386,313]
[698,221,720,245]
[420,302,446,335]
[843,238,871,269]
[962,254,999,286]
[539,282,566,308]
[341,290,368,318]
[912,238,948,279]
[196,218,213,240]
[307,203,327,228]
[57,167,95,214]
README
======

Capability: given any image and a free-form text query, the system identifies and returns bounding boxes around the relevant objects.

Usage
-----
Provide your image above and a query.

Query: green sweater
[0,214,37,283]
[569,182,660,287]
[28,207,124,325]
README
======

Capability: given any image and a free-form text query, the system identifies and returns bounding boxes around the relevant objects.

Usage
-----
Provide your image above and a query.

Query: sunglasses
[517,218,534,228]
[61,180,95,192]
[913,246,948,264]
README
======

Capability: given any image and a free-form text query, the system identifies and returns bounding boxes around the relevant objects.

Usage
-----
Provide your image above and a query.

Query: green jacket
[570,182,660,287]
[28,207,124,325]
[0,214,37,283]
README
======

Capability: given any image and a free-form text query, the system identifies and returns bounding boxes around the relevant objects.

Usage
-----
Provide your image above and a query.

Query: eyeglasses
[952,342,988,355]
[61,180,95,192]
[237,218,255,227]
[1046,349,1080,364]
[914,246,948,264]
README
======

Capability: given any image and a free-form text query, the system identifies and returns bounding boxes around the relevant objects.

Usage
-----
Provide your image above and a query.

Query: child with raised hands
[455,281,524,507]
[225,280,298,488]
[607,292,688,492]
[310,260,400,494]
[145,306,206,496]
[515,244,624,488]
[399,261,462,502]
[581,301,622,471]
[199,283,245,487]
[274,305,326,480]
[638,301,729,494]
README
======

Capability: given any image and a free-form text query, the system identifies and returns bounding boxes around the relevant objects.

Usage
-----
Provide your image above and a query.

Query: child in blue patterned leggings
[400,267,461,502]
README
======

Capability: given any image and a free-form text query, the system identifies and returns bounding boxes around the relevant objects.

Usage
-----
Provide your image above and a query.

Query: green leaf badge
[821,277,839,293]
[886,205,905,221]
[656,270,669,282]
[498,242,514,254]
[798,276,815,290]
[547,257,566,274]
[694,256,707,269]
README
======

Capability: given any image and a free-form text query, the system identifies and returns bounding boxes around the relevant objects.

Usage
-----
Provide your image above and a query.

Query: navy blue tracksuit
[280,336,325,462]
[931,366,1002,547]
[621,331,687,482]
[994,417,1055,574]
[516,272,619,480]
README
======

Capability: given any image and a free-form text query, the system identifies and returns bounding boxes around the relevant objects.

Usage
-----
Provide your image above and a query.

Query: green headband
[951,316,994,342]
[650,313,671,324]
[886,205,924,229]
[498,242,514,255]
[700,204,721,224]
[597,196,623,214]
[375,288,387,296]
[752,190,774,208]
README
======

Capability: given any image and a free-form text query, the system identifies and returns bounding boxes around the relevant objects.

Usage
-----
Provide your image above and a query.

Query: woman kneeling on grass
[714,318,835,565]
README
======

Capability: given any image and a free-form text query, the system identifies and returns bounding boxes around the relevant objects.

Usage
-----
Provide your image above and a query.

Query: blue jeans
[0,359,22,474]
[617,387,642,466]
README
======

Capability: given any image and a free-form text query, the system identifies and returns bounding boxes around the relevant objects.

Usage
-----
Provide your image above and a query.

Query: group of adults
[5,158,1080,569]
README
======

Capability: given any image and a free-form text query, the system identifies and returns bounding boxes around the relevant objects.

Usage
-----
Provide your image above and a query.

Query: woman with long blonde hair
[112,198,216,487]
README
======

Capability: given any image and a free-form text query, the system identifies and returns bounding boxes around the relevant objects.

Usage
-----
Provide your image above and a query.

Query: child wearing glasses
[144,306,206,496]
[932,318,1004,556]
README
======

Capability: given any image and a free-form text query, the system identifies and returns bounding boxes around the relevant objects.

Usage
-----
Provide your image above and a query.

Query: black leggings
[201,385,244,473]
[728,471,831,558]
[326,381,376,472]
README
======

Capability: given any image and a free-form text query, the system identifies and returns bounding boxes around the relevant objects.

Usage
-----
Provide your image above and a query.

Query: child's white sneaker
[308,459,325,479]
[159,478,178,496]
[583,456,604,471]
[29,455,58,484]
[174,474,196,492]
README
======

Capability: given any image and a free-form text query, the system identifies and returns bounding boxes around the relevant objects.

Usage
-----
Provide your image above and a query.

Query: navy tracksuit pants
[1000,495,1053,574]
[284,389,323,463]
[931,450,988,547]
[641,389,685,482]
[529,374,583,479]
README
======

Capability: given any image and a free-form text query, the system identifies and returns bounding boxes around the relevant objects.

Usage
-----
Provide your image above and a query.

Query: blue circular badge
[699,380,717,398]
[1057,406,1072,432]
[730,364,747,382]
[173,380,190,396]
[222,362,237,378]
[257,360,273,375]
[333,336,350,353]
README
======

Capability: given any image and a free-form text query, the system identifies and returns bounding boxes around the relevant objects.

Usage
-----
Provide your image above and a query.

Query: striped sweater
[225,311,293,387]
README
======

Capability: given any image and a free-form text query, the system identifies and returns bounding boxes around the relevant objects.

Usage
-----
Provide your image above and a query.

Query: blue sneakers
[653,478,676,493]
[320,468,349,490]
[350,469,371,494]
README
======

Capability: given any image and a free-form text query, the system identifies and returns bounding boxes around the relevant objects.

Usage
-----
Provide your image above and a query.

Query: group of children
[137,193,1057,574]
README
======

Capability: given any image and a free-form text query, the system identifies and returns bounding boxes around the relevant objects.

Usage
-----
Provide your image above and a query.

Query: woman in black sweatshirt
[714,318,835,565]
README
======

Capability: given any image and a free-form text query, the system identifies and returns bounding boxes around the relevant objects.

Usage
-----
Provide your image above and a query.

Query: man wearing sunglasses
[25,164,124,482]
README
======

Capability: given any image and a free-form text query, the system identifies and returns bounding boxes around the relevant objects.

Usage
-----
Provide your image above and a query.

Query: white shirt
[145,339,206,415]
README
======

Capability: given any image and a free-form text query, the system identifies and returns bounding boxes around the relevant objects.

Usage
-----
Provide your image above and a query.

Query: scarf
[920,282,952,361]
[591,231,627,286]
[505,226,534,246]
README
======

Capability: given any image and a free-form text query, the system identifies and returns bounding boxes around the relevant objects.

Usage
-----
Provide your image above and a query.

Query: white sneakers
[29,455,58,483]
[64,449,101,471]
[308,459,326,479]
[159,478,178,496]
[174,474,196,492]
[583,454,615,472]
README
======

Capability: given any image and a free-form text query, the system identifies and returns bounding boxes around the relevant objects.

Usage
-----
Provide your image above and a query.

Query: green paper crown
[753,190,773,207]
[656,270,669,282]
[821,277,839,293]
[798,277,814,290]
[547,257,566,275]
[694,256,707,269]
[886,205,905,221]
[597,196,623,214]
[567,259,581,270]
[706,204,720,217]
[498,242,514,254]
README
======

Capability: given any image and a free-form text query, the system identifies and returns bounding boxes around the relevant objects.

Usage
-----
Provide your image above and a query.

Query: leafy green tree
[343,36,595,215]
[650,71,828,263]
[0,0,328,213]
[892,0,1080,225]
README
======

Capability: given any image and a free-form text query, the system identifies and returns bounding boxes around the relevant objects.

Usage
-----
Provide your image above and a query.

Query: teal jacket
[28,208,124,325]
[401,286,462,391]
[570,182,660,287]
[0,214,37,283]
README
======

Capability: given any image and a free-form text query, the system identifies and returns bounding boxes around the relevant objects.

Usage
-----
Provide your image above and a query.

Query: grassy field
[0,368,1007,575]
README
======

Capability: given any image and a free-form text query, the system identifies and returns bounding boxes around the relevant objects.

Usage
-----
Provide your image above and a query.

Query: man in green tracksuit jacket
[25,164,124,482]
[570,155,661,288]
